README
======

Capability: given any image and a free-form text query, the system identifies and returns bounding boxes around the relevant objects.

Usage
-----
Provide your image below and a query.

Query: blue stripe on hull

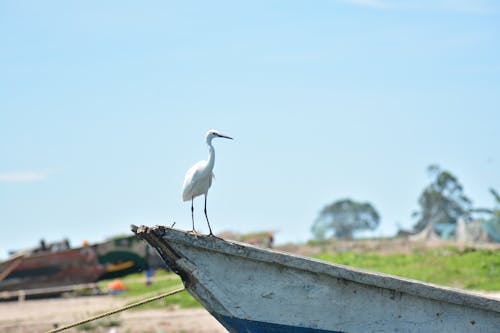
[212,313,345,333]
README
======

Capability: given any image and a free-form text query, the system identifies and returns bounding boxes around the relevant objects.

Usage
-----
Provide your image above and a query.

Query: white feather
[182,160,215,202]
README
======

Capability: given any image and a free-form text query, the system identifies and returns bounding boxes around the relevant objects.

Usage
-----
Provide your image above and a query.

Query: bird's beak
[218,134,233,140]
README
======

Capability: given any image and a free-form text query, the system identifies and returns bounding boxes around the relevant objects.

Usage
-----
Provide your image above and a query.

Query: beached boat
[0,235,163,294]
[133,225,500,333]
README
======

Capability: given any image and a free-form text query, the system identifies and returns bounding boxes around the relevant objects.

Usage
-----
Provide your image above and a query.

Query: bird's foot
[188,229,200,238]
[208,232,224,240]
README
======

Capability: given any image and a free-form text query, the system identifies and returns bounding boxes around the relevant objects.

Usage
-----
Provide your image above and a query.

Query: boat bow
[133,225,500,333]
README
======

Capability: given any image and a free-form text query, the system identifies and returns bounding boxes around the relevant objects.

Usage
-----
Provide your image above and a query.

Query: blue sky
[1,1,499,258]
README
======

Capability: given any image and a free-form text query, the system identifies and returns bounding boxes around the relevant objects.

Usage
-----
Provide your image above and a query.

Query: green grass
[98,269,200,309]
[314,247,500,291]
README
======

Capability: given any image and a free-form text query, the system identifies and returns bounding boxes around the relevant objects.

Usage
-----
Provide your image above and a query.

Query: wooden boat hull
[0,235,160,293]
[134,225,500,333]
[0,248,105,291]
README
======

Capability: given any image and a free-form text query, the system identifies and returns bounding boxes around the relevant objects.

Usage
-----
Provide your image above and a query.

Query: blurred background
[2,3,500,332]
[1,0,500,258]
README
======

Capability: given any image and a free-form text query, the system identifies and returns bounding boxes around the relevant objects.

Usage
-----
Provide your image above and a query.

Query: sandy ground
[0,295,227,333]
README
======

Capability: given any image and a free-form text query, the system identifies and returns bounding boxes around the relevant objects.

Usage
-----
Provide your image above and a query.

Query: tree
[470,188,500,217]
[490,188,500,216]
[412,165,472,232]
[311,199,380,240]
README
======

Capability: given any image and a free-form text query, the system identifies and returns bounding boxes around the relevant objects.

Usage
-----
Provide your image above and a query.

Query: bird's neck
[207,142,215,171]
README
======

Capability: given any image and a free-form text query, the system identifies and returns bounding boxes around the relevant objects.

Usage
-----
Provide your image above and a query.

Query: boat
[0,235,163,295]
[132,225,500,333]
[0,245,105,293]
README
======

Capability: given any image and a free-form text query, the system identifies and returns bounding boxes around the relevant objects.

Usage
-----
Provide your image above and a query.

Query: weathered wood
[134,225,500,333]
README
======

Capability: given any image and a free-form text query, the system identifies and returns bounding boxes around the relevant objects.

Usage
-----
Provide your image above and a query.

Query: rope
[44,286,185,333]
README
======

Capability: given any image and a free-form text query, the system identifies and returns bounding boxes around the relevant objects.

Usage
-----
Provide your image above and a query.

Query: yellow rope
[44,286,185,333]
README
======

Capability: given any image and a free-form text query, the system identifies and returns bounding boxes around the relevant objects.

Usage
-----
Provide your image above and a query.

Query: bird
[182,129,233,235]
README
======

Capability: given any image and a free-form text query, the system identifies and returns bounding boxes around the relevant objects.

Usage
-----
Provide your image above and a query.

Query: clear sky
[1,1,499,258]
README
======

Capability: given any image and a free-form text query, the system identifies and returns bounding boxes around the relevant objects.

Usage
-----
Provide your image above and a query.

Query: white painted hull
[134,226,500,332]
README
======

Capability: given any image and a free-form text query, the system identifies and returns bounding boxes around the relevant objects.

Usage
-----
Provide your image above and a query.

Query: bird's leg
[191,197,196,232]
[204,194,214,236]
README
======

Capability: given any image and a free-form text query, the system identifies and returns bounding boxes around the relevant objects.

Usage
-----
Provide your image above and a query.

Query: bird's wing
[209,172,215,187]
[182,160,209,202]
[182,164,199,201]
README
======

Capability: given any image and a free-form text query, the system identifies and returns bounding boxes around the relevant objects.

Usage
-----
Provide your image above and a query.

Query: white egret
[182,129,233,235]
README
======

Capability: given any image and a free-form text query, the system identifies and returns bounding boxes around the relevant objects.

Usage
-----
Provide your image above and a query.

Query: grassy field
[315,246,500,290]
[98,245,499,310]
